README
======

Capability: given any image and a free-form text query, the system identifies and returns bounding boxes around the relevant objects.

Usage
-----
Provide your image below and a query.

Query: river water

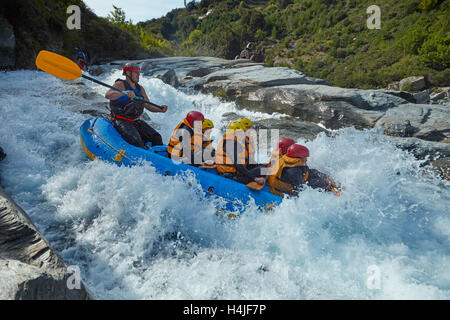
[0,69,449,299]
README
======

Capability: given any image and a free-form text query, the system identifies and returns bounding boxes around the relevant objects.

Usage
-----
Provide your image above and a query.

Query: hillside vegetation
[0,0,173,68]
[140,0,450,89]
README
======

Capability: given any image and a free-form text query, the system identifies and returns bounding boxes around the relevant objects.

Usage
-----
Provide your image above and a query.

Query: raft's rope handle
[87,126,136,164]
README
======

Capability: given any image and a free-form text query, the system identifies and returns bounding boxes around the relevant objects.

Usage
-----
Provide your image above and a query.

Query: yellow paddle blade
[35,50,82,80]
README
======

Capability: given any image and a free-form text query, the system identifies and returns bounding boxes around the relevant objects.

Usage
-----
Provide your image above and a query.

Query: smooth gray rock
[158,69,180,88]
[385,136,450,160]
[87,65,106,77]
[194,64,328,88]
[413,90,430,104]
[384,136,450,180]
[222,112,328,142]
[431,91,446,101]
[206,84,408,129]
[375,104,450,142]
[399,76,426,91]
[0,186,92,299]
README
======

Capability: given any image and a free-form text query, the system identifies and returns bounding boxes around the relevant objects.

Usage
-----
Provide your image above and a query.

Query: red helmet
[123,62,140,75]
[186,111,205,127]
[277,138,295,155]
[286,144,310,159]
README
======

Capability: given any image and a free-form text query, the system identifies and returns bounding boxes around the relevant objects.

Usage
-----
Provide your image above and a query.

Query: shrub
[418,33,450,70]
[418,0,440,11]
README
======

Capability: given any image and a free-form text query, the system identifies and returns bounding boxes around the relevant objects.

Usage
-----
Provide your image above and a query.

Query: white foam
[0,70,449,300]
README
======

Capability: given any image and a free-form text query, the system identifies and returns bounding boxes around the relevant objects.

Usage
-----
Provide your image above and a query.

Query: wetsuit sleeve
[283,166,304,188]
[235,164,257,180]
[280,166,309,195]
[306,168,330,190]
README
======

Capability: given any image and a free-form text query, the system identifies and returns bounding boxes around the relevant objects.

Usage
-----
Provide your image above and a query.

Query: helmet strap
[125,71,138,86]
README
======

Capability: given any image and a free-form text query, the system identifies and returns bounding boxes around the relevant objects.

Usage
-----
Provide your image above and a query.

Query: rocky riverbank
[96,57,449,179]
[0,186,92,300]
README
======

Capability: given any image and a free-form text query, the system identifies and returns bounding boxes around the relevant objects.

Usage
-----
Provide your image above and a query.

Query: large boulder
[413,90,430,104]
[384,136,450,180]
[0,187,92,299]
[375,104,450,142]
[222,112,328,142]
[399,76,426,92]
[193,64,328,89]
[204,83,410,130]
[158,69,180,88]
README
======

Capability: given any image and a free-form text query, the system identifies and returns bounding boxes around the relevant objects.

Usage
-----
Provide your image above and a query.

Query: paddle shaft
[82,74,164,110]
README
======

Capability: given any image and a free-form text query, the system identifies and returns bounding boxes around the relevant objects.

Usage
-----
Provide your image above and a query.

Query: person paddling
[267,143,341,197]
[168,111,215,166]
[266,138,295,175]
[216,122,265,185]
[105,63,168,149]
[75,48,87,70]
[202,119,216,162]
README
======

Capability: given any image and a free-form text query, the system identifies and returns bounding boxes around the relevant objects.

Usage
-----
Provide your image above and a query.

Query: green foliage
[401,81,415,92]
[0,1,173,68]
[271,26,278,39]
[138,0,450,88]
[418,0,440,10]
[107,6,173,54]
[400,17,432,55]
[419,33,450,70]
[255,29,266,41]
[108,5,127,24]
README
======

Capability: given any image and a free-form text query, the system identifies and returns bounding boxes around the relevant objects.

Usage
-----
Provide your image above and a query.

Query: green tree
[108,5,128,25]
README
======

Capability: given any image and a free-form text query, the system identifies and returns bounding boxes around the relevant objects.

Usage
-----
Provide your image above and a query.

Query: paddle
[35,50,164,110]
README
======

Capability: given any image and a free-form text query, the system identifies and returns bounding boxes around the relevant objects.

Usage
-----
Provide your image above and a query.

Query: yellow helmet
[227,122,246,133]
[202,119,214,130]
[237,117,253,129]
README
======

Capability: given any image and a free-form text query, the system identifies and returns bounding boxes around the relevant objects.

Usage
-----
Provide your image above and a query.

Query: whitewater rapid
[0,69,449,299]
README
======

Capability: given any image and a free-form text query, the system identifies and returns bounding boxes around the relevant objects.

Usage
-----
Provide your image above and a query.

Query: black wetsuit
[109,79,162,148]
[282,166,332,195]
[219,138,263,184]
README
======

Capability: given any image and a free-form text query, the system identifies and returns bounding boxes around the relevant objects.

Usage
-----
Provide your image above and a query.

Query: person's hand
[255,177,265,185]
[160,105,168,113]
[126,90,135,99]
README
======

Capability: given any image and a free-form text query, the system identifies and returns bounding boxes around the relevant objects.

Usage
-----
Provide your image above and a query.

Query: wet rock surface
[0,146,6,162]
[0,187,92,299]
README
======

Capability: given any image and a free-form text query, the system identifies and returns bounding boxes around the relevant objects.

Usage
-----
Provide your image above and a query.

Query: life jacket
[202,137,213,149]
[245,135,256,165]
[216,133,249,174]
[109,79,144,121]
[168,119,203,162]
[266,150,281,175]
[267,155,309,197]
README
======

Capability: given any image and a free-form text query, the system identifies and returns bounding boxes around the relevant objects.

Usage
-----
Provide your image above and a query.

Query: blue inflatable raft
[80,117,283,214]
